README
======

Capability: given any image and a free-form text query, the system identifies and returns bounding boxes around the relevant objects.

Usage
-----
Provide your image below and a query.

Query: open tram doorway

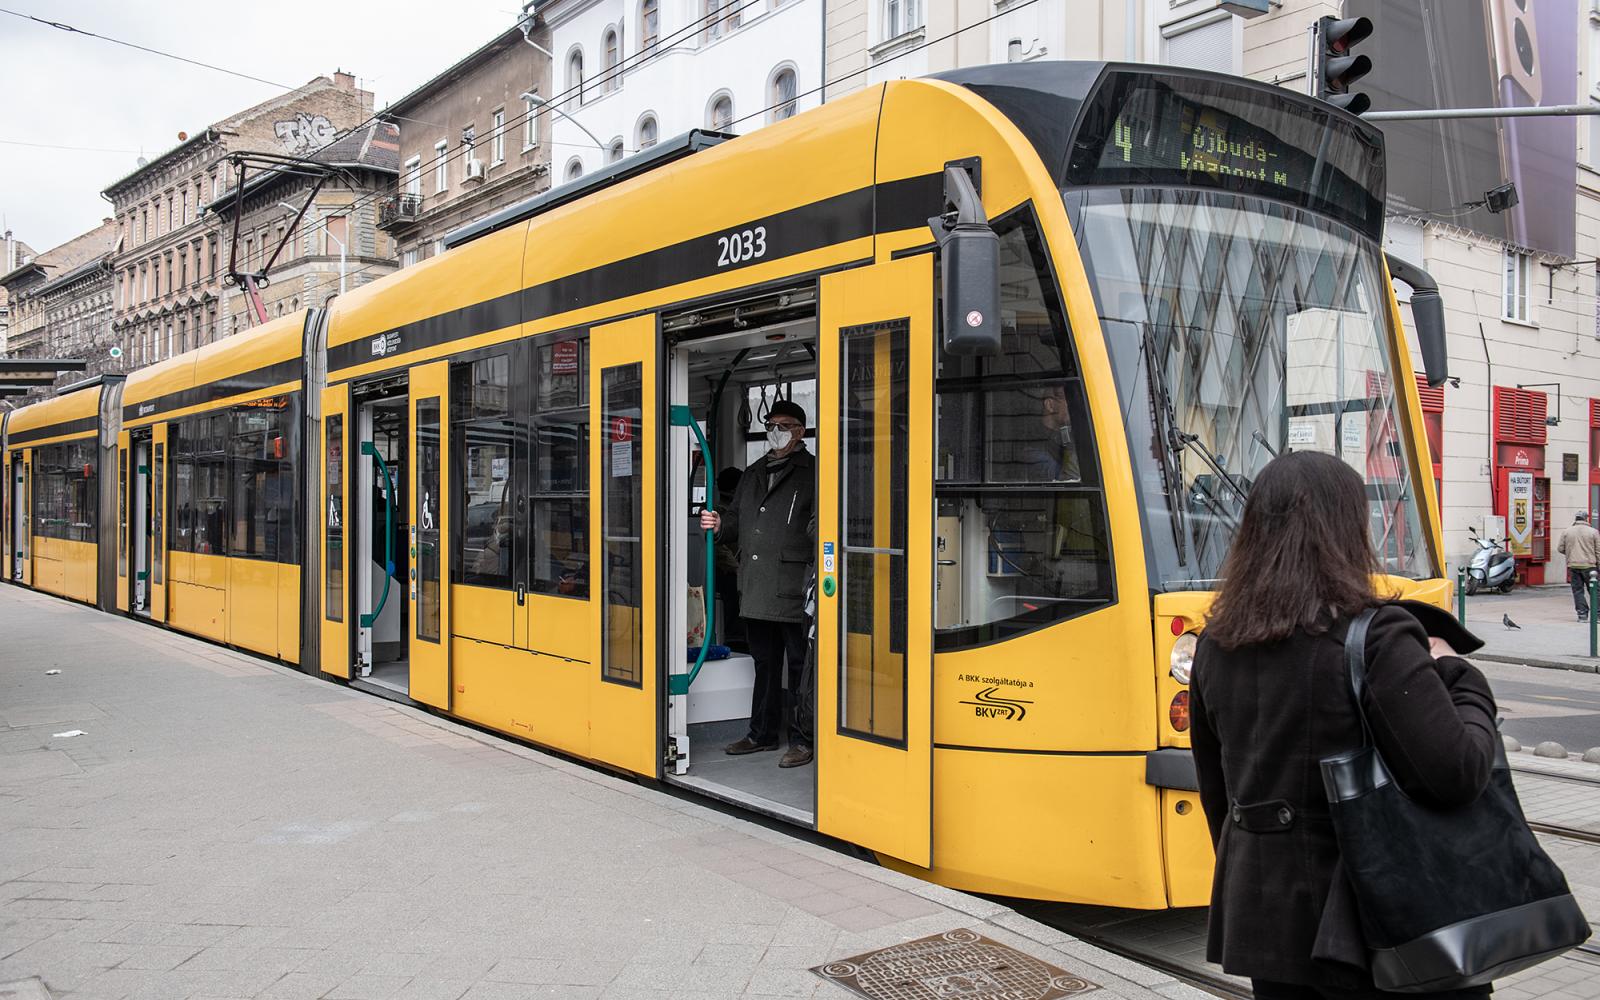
[663,285,820,825]
[353,381,410,696]
[12,455,27,582]
[129,434,151,614]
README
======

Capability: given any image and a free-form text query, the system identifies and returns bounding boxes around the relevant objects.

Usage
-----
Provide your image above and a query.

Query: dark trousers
[1253,980,1490,1000]
[1570,567,1594,619]
[745,618,813,746]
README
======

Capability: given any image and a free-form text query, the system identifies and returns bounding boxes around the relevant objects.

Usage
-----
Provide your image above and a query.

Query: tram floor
[363,659,409,695]
[684,717,815,817]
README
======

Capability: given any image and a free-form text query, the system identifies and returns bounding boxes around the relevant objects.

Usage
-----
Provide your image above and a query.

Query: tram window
[191,414,229,556]
[326,414,344,622]
[933,213,1112,650]
[840,319,909,744]
[170,422,194,554]
[31,443,97,543]
[226,398,296,562]
[454,356,514,589]
[530,335,589,598]
[600,362,643,686]
[416,396,442,642]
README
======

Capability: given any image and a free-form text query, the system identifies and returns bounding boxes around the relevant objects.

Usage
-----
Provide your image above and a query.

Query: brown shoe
[778,744,813,768]
[724,736,778,755]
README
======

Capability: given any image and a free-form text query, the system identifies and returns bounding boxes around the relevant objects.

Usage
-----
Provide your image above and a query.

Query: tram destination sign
[1067,71,1385,240]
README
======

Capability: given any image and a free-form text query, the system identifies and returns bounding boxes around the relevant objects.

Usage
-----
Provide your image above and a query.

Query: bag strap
[1344,606,1381,747]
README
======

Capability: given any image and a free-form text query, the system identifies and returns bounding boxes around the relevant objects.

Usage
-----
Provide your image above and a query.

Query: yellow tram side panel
[869,78,1169,905]
[324,87,885,382]
[322,88,886,770]
[7,385,104,606]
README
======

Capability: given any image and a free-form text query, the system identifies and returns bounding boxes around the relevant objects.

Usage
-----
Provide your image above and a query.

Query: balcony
[379,193,423,229]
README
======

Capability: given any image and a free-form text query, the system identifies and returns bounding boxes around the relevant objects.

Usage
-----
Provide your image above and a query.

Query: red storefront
[1492,386,1550,584]
[1590,399,1600,524]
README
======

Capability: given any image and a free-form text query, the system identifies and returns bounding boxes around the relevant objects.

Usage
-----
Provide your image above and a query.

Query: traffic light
[1313,15,1373,115]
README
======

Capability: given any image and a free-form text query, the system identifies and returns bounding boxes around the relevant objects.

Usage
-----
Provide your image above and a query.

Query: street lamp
[279,201,345,296]
[521,90,606,152]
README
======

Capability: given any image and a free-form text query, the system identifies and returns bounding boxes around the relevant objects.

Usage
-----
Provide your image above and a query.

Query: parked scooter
[1466,526,1517,595]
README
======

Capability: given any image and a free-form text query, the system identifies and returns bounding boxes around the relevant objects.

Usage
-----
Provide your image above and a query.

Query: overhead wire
[293,0,1048,302]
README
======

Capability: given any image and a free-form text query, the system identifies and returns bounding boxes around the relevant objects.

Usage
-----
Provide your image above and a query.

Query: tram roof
[5,377,103,437]
[122,311,307,419]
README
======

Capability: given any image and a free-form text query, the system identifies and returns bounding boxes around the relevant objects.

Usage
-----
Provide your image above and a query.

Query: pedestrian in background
[1557,510,1600,623]
[1190,451,1500,999]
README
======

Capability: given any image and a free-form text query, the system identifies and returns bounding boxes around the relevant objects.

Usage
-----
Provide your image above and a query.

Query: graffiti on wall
[275,113,338,154]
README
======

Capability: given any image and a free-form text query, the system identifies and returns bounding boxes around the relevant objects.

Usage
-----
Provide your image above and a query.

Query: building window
[434,140,448,192]
[608,138,625,163]
[1504,248,1533,322]
[402,248,418,268]
[708,93,733,131]
[167,196,174,232]
[884,0,921,39]
[181,190,190,226]
[180,251,188,287]
[492,109,505,164]
[326,215,348,257]
[524,95,539,148]
[1159,10,1235,75]
[208,237,217,277]
[770,67,798,121]
[565,157,584,183]
[637,114,658,149]
[706,0,740,40]
[603,29,620,91]
[641,0,660,51]
[569,48,585,102]
[404,156,421,198]
[210,173,220,200]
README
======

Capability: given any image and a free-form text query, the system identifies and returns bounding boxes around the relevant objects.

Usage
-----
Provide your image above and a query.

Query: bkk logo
[960,686,1034,722]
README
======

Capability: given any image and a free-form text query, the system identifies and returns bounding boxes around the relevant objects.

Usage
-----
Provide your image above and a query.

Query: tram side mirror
[1385,253,1448,388]
[929,163,1002,357]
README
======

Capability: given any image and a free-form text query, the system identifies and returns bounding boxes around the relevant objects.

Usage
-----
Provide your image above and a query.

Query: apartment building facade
[0,221,117,398]
[533,0,822,185]
[103,72,374,369]
[379,25,554,267]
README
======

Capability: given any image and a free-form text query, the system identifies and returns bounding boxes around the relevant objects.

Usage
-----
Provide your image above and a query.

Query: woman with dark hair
[1191,451,1500,999]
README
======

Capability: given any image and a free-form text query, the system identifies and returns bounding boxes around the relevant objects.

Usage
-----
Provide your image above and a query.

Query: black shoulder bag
[1320,608,1590,992]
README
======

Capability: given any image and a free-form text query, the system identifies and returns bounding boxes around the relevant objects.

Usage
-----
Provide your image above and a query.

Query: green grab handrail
[359,441,395,629]
[668,404,714,697]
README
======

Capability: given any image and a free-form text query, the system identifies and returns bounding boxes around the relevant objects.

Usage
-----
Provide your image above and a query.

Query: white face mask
[766,427,795,452]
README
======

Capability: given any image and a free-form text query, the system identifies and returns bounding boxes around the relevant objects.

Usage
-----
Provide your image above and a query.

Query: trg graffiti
[275,113,337,154]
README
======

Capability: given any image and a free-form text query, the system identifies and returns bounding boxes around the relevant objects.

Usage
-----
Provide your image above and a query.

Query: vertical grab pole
[359,442,394,630]
[1457,567,1468,625]
[668,405,714,695]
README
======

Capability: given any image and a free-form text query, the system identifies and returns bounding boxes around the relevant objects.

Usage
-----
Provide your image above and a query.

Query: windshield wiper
[1142,328,1250,533]
[1142,328,1188,565]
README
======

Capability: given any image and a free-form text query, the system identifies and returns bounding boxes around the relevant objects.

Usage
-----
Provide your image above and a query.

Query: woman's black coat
[1189,604,1499,987]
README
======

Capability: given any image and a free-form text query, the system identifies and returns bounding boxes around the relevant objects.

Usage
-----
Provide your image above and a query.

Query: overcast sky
[1,1,516,251]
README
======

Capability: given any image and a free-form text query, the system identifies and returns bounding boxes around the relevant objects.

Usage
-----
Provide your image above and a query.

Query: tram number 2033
[716,226,768,268]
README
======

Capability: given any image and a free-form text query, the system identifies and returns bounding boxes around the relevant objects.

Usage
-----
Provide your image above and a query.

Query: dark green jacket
[720,446,815,623]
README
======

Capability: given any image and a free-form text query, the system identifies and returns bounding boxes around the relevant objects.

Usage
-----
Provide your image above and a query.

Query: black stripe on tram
[123,356,303,423]
[8,415,98,445]
[327,175,947,375]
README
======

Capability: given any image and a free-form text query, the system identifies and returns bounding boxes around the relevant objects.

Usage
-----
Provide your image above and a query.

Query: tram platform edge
[0,585,1213,1000]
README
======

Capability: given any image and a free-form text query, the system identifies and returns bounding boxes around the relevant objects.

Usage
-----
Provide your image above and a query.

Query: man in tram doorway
[700,399,815,768]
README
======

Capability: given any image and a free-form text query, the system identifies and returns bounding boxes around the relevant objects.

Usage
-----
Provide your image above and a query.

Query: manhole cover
[812,928,1098,1000]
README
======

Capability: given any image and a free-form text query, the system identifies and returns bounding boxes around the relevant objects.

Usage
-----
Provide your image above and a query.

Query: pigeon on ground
[1503,614,1521,630]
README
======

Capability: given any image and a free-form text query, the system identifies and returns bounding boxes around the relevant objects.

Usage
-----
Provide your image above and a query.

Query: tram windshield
[1062,74,1434,589]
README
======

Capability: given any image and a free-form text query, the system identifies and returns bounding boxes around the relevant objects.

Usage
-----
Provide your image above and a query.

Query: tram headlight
[1169,631,1197,685]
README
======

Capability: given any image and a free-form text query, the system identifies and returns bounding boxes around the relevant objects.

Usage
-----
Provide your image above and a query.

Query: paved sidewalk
[0,587,1208,1000]
[1465,586,1600,673]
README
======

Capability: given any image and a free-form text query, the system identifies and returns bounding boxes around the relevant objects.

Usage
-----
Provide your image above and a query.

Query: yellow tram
[3,62,1453,907]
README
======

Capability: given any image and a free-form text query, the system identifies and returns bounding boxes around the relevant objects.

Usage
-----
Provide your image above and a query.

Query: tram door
[589,316,659,776]
[131,437,150,612]
[12,451,29,585]
[815,255,934,868]
[408,362,450,708]
[321,386,351,679]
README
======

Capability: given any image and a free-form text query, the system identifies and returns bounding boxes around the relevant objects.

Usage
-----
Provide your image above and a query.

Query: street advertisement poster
[1508,470,1535,556]
[1346,0,1576,258]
